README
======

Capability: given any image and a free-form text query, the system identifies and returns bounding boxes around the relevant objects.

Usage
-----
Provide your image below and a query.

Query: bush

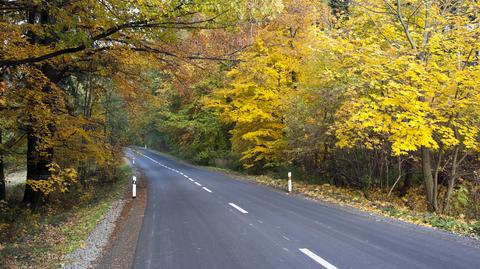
[472,221,480,235]
[116,164,132,182]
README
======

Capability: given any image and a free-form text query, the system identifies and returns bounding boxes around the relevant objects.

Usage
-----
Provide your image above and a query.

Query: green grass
[378,204,479,237]
[58,200,112,255]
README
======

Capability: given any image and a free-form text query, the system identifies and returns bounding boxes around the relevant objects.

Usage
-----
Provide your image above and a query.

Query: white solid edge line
[299,248,338,269]
[188,178,194,182]
[202,187,212,193]
[228,203,248,214]
[194,182,202,186]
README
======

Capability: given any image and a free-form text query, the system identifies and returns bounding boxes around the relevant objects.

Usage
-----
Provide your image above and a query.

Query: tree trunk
[0,131,5,201]
[443,145,459,213]
[421,147,437,212]
[443,174,457,214]
[400,158,413,197]
[22,131,52,207]
[21,2,57,208]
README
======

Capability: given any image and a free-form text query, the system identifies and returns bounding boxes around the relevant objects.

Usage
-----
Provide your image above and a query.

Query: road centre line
[202,187,212,193]
[299,248,338,269]
[135,150,216,196]
[229,203,248,214]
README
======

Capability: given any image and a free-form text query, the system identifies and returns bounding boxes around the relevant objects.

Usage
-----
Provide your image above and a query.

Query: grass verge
[0,164,131,269]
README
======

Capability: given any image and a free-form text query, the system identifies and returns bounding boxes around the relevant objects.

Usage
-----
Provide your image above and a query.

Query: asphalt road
[130,148,480,269]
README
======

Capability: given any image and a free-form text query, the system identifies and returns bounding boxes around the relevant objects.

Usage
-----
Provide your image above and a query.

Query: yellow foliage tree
[333,0,480,212]
[211,0,328,169]
[212,39,295,169]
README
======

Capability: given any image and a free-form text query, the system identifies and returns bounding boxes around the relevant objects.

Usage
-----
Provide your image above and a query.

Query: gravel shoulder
[61,155,147,269]
[96,167,147,269]
[62,199,127,269]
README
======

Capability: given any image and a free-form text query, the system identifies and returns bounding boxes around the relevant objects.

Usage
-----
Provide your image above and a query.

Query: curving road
[129,148,480,269]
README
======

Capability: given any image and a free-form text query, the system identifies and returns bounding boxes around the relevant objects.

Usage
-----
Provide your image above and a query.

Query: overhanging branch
[0,15,224,68]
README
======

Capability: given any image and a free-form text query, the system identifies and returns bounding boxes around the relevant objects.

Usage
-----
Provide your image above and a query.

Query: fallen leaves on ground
[250,175,479,238]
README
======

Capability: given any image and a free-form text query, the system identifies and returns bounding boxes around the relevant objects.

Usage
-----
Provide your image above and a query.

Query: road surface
[129,148,480,269]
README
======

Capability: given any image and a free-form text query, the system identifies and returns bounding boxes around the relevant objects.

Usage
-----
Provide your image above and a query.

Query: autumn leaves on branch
[0,0,262,206]
[1,0,479,215]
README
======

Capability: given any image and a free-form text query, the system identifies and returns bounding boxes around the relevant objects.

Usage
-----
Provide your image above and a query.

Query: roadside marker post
[132,158,135,165]
[288,172,292,193]
[132,176,137,198]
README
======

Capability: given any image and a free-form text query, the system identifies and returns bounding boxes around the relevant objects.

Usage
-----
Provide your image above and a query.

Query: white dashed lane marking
[134,150,217,202]
[299,248,338,269]
[229,203,248,214]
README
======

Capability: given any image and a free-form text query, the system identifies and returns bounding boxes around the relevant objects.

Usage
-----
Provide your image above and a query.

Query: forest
[1,0,480,261]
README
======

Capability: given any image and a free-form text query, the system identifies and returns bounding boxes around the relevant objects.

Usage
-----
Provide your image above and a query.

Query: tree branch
[0,15,224,68]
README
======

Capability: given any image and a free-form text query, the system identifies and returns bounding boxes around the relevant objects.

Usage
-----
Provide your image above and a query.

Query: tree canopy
[1,0,479,218]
